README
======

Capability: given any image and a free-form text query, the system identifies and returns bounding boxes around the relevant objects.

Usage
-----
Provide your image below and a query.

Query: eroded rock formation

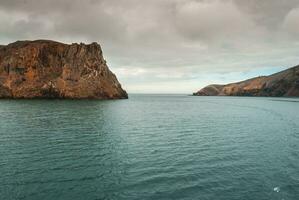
[0,40,128,99]
[193,65,299,97]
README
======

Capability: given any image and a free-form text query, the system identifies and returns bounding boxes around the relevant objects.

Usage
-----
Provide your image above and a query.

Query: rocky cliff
[0,40,128,99]
[193,65,299,97]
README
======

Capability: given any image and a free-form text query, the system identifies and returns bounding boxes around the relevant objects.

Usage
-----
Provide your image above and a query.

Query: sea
[0,94,299,200]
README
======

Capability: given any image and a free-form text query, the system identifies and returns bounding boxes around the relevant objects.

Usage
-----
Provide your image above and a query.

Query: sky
[1,0,299,93]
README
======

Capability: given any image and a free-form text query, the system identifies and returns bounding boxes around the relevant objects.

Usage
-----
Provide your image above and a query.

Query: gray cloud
[234,0,299,29]
[0,0,299,93]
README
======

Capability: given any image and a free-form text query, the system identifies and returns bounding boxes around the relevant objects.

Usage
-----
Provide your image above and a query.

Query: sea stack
[0,40,128,99]
[193,65,299,97]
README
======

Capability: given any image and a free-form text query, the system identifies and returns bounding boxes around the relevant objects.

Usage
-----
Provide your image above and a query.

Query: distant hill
[193,65,299,97]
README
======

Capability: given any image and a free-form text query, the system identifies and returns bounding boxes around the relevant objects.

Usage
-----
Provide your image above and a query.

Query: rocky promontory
[193,65,299,97]
[0,40,128,99]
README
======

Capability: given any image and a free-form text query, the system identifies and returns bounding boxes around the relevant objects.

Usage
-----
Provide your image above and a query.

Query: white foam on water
[273,187,280,192]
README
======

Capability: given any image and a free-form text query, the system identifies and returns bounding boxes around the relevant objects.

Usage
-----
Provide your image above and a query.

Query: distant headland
[0,40,127,99]
[193,65,299,97]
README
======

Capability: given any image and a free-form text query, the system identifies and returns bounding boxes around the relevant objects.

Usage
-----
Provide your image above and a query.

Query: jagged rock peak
[0,40,128,99]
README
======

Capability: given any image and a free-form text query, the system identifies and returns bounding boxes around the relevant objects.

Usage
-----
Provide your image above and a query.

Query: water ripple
[0,95,298,200]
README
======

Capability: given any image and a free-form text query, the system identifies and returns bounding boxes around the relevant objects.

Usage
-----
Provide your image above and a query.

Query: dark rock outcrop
[193,65,299,97]
[0,40,128,99]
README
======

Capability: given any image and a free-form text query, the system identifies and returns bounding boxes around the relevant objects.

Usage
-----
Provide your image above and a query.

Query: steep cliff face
[0,40,128,99]
[193,65,299,97]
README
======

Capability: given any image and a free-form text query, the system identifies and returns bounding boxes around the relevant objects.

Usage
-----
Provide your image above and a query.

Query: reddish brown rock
[0,40,128,99]
[193,65,299,97]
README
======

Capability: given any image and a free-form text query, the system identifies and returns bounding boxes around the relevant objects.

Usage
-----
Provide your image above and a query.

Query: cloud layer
[0,0,299,93]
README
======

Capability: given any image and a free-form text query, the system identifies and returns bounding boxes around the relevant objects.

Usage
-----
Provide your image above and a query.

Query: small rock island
[193,65,299,97]
[0,40,128,99]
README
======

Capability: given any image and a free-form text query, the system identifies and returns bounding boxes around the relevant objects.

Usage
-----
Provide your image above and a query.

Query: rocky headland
[193,65,299,97]
[0,40,128,99]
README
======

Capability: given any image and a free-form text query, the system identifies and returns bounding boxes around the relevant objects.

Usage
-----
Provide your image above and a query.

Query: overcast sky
[1,0,299,93]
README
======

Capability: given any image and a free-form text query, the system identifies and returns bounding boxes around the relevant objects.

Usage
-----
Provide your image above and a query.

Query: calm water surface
[0,95,299,200]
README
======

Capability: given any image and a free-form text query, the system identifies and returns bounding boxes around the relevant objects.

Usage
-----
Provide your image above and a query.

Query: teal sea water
[0,95,299,200]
